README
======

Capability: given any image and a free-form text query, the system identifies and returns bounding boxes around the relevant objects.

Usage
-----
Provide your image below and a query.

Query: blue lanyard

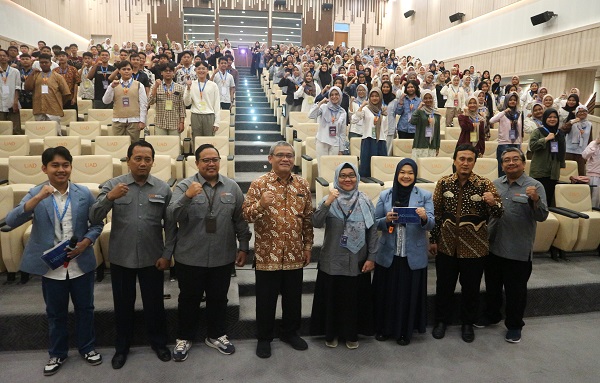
[21,68,32,78]
[1,67,10,82]
[52,195,71,223]
[198,80,207,93]
[121,79,132,89]
[183,67,191,75]
[58,66,68,75]
[100,66,108,76]
[163,82,174,94]
[132,72,140,81]
[219,71,226,82]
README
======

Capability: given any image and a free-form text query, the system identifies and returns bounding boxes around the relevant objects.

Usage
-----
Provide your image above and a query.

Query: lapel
[409,187,422,206]
[69,184,79,230]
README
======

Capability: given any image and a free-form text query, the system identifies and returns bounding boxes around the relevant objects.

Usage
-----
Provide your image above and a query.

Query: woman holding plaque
[373,158,435,346]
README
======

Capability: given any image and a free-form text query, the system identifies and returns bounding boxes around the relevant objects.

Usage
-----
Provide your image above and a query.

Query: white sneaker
[325,338,338,348]
[173,339,192,362]
[346,341,359,349]
[205,335,235,355]
[44,356,66,376]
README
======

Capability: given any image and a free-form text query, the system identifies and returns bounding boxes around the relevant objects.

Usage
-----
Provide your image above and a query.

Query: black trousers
[483,253,532,330]
[535,177,557,207]
[434,252,485,325]
[176,261,232,340]
[255,268,303,341]
[220,102,231,110]
[110,264,168,354]
[397,131,415,139]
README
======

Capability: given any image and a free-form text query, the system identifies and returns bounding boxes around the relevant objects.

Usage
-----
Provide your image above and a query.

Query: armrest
[301,154,313,162]
[227,155,234,161]
[293,130,298,139]
[176,154,185,161]
[416,178,433,183]
[0,179,7,185]
[228,138,234,143]
[363,177,384,186]
[315,177,329,187]
[120,157,127,162]
[91,139,95,143]
[167,178,177,187]
[549,207,587,219]
[98,182,105,189]
[0,218,7,227]
[294,138,302,143]
[0,217,32,232]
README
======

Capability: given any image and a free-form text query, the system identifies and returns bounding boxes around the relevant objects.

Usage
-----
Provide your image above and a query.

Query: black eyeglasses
[200,157,220,164]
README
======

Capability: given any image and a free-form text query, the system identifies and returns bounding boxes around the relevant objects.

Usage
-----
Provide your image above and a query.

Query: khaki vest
[113,80,141,119]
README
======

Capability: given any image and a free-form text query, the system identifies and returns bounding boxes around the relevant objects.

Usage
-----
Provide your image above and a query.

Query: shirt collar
[125,173,154,186]
[501,172,527,186]
[450,172,478,185]
[267,170,295,184]
[195,172,223,187]
[51,181,71,197]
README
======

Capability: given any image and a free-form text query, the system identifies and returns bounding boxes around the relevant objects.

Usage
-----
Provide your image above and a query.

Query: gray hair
[269,141,295,156]
[500,147,525,162]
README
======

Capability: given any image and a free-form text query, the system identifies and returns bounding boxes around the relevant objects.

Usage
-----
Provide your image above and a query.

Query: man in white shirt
[0,49,21,132]
[102,60,148,142]
[184,60,220,140]
[211,57,235,110]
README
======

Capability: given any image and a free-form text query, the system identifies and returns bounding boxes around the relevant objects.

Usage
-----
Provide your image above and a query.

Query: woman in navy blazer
[373,158,435,346]
[6,147,103,376]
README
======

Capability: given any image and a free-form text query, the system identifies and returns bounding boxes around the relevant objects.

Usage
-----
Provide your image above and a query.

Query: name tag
[102,80,109,89]
[165,99,173,111]
[148,194,165,203]
[205,216,217,233]
[41,85,49,94]
[470,131,477,142]
[122,96,130,107]
[453,99,458,107]
[329,126,336,137]
[425,126,433,138]
[307,96,314,104]
[550,141,559,153]
[199,100,207,111]
[509,129,517,141]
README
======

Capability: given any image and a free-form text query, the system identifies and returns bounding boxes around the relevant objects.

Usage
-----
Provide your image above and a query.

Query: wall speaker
[404,10,415,18]
[322,3,333,11]
[449,12,465,23]
[531,11,557,26]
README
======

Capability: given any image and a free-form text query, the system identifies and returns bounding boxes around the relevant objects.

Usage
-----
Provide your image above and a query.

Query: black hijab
[392,158,418,207]
[318,65,332,88]
[562,94,579,121]
[381,80,396,105]
[541,108,560,134]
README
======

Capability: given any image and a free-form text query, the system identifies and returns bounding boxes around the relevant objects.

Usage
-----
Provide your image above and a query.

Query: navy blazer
[6,182,103,276]
[375,186,435,270]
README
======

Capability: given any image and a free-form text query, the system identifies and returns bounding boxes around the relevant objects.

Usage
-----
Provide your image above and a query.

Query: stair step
[235,142,274,155]
[236,131,283,142]
[235,101,270,108]
[235,114,277,123]
[234,122,280,132]
[235,107,274,115]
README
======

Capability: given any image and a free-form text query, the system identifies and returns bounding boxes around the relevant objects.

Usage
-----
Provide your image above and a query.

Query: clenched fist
[107,183,129,201]
[260,191,275,208]
[185,182,203,199]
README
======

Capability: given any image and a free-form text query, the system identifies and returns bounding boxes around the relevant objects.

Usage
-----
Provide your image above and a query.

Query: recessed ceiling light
[211,9,214,12]
[286,38,289,41]
[240,30,243,32]
[189,29,192,31]
[240,38,243,40]
[527,78,535,81]
[296,23,300,26]
[291,32,294,34]
[241,21,244,24]
[242,11,246,13]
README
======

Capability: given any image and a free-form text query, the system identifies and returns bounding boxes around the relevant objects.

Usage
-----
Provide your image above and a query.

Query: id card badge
[329,126,337,137]
[41,85,49,94]
[102,80,109,89]
[340,235,348,247]
[550,141,559,153]
[122,96,130,107]
[165,99,173,111]
[205,216,217,233]
[199,100,207,111]
[454,99,459,107]
[221,86,228,97]
[509,129,517,141]
[372,126,376,138]
[307,96,315,104]
[425,126,433,138]
[470,131,477,142]
[2,85,9,95]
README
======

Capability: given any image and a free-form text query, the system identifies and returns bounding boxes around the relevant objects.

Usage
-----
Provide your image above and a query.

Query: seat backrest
[59,109,77,126]
[371,156,402,183]
[438,140,457,158]
[71,155,114,184]
[24,121,57,139]
[294,123,319,141]
[350,137,361,157]
[44,136,82,155]
[484,141,498,159]
[289,111,312,126]
[0,135,30,157]
[146,108,156,126]
[473,158,498,180]
[489,128,499,141]
[19,109,35,125]
[0,185,14,217]
[305,137,317,158]
[94,136,131,158]
[219,110,230,123]
[559,160,579,182]
[357,183,382,207]
[194,136,230,156]
[524,160,531,175]
[185,156,227,177]
[68,121,101,139]
[145,136,181,158]
[319,155,359,182]
[87,109,114,125]
[445,127,462,140]
[0,121,13,135]
[150,154,172,181]
[215,120,230,137]
[417,157,454,182]
[415,182,437,194]
[392,139,413,157]
[8,156,46,184]
[77,99,93,116]
[554,184,592,212]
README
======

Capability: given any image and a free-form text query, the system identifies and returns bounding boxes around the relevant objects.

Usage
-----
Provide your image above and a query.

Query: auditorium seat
[93,136,131,176]
[417,157,454,183]
[315,155,359,203]
[0,135,30,181]
[44,136,82,156]
[24,121,58,155]
[392,139,413,158]
[68,121,101,155]
[300,137,318,191]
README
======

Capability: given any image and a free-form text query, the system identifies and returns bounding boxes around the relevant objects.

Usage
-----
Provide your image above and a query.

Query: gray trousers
[191,113,216,143]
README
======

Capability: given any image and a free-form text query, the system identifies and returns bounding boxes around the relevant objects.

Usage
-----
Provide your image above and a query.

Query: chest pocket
[148,197,166,220]
[189,194,208,218]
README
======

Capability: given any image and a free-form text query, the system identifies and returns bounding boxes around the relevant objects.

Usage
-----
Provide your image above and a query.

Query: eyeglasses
[272,153,294,159]
[338,174,357,180]
[199,157,220,164]
[502,157,522,164]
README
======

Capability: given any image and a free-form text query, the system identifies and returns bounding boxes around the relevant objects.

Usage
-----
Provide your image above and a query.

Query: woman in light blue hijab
[310,162,378,349]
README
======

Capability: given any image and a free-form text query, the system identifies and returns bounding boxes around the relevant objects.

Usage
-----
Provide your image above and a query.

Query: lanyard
[335,194,359,230]
[1,67,9,84]
[41,71,51,83]
[122,79,132,94]
[198,80,207,99]
[163,82,174,94]
[202,183,219,215]
[58,66,68,75]
[52,195,71,224]
[100,65,108,77]
[21,68,32,80]
[219,71,226,82]
[183,66,191,76]
[132,72,140,81]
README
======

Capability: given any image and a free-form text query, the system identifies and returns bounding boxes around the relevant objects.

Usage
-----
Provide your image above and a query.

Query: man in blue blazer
[6,146,103,377]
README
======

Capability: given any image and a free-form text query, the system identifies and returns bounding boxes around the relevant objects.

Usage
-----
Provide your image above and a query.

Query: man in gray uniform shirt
[475,147,548,344]
[168,143,251,361]
[89,140,176,369]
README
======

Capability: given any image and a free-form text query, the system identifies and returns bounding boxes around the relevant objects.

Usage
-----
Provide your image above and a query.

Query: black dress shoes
[461,324,475,343]
[375,334,388,342]
[152,346,172,362]
[432,322,447,339]
[111,353,127,369]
